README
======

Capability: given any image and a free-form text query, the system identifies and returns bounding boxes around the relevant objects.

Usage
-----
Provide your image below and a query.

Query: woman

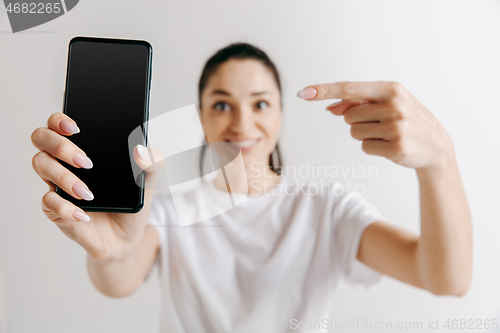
[30,43,472,332]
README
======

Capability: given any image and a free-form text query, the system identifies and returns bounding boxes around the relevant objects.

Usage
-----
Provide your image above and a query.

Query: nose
[230,105,253,134]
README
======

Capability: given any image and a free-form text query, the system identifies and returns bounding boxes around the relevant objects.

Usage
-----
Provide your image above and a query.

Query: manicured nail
[72,182,94,201]
[60,120,80,134]
[326,101,343,109]
[297,87,317,99]
[73,152,93,169]
[73,209,90,222]
[137,145,151,163]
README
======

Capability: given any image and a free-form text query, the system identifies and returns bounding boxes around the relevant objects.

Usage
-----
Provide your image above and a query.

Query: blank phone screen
[57,37,152,212]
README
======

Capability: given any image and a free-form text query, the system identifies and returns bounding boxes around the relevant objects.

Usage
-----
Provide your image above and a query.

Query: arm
[298,81,472,296]
[356,150,472,296]
[87,226,160,298]
[414,151,472,295]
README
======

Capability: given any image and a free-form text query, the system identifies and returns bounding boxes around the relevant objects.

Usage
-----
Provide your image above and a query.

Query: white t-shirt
[146,176,390,333]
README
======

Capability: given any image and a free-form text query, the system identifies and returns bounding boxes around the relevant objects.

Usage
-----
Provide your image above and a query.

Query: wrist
[87,235,143,264]
[87,248,134,265]
[416,128,458,176]
[416,148,458,180]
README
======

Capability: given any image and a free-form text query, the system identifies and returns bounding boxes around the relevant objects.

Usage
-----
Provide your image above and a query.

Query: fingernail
[297,87,317,99]
[326,101,343,109]
[73,153,93,169]
[137,145,151,163]
[73,209,90,222]
[60,120,80,134]
[72,183,94,201]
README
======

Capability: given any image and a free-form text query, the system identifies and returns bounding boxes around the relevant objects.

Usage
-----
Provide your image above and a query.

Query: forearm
[87,226,159,298]
[415,149,472,296]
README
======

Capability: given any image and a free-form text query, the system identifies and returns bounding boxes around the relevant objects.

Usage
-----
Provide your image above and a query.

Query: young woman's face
[200,59,282,169]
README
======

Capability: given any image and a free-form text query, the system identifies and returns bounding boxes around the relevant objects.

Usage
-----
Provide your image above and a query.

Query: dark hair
[198,42,283,176]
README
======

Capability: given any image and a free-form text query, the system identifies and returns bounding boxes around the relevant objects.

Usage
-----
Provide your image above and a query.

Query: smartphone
[56,36,153,213]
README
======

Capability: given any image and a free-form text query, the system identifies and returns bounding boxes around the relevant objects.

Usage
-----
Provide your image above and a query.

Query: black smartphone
[56,36,153,213]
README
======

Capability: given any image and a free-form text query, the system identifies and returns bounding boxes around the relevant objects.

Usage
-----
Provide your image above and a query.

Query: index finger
[46,112,80,136]
[297,81,401,101]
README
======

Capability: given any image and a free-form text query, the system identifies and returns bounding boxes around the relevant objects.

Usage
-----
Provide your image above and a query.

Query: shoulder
[148,179,220,226]
[151,178,208,205]
[148,191,175,223]
[278,178,385,224]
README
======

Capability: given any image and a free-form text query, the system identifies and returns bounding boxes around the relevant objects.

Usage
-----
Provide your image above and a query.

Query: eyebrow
[251,91,271,96]
[210,89,271,97]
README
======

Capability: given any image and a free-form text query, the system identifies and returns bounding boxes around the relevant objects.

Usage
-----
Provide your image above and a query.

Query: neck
[213,159,280,195]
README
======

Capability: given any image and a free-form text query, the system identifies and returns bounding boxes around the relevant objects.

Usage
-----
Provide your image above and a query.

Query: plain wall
[1,0,500,332]
[0,253,5,333]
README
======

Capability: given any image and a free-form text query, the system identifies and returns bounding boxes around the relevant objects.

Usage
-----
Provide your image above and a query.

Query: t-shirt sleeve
[332,183,391,290]
[144,193,169,282]
[146,193,169,248]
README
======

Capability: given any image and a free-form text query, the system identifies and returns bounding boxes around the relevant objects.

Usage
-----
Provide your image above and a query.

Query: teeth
[231,140,256,148]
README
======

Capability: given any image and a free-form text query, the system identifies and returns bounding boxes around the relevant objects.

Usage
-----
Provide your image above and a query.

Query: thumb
[133,145,165,202]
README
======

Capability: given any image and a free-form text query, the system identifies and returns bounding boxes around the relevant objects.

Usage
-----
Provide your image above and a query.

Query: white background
[1,1,499,332]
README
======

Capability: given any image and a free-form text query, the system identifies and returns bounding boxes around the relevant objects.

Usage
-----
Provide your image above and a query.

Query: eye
[255,101,269,110]
[213,102,230,112]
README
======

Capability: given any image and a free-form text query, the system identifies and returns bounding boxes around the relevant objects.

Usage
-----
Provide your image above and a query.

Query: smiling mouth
[225,138,261,151]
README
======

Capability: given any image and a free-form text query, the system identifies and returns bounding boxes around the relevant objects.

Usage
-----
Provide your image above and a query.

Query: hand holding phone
[30,37,164,261]
[31,112,165,260]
